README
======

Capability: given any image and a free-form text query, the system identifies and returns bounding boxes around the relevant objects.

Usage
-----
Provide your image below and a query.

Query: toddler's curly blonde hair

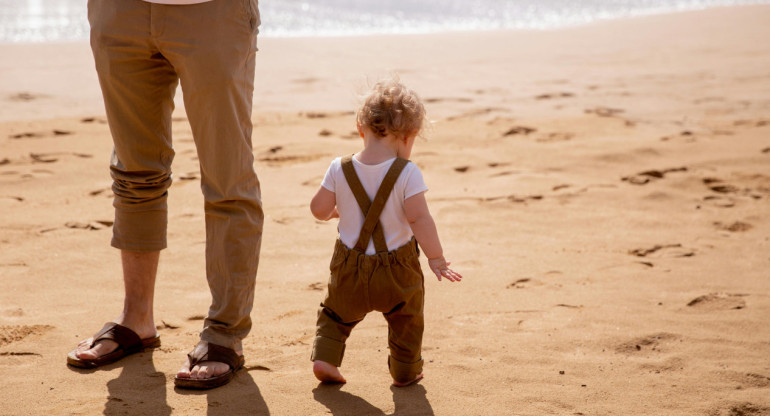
[356,77,426,139]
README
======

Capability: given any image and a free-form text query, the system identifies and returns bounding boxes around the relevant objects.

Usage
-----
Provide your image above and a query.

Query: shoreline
[1,2,769,45]
[2,4,770,123]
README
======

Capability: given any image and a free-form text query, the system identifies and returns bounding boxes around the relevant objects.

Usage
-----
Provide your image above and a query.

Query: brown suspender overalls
[311,155,426,383]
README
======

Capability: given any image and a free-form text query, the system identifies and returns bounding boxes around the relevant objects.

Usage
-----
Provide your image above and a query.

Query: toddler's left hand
[428,256,462,282]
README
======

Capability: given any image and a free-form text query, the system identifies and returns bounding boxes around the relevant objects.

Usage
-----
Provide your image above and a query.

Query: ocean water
[0,0,768,43]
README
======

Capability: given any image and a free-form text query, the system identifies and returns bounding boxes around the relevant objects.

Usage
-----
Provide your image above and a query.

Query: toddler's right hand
[428,256,462,282]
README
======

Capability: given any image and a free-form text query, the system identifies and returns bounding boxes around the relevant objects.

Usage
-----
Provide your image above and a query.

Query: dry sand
[1,5,770,415]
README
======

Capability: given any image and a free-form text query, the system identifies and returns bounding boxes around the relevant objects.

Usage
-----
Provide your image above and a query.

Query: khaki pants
[312,238,425,383]
[88,0,263,350]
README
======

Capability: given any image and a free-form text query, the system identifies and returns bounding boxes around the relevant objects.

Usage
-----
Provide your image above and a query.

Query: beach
[1,4,770,415]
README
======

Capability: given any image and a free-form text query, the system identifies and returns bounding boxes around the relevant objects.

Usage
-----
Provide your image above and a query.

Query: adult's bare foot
[313,360,346,383]
[392,373,424,387]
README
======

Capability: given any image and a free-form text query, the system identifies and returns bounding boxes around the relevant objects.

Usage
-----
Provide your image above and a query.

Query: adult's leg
[76,251,160,359]
[154,0,263,380]
[76,0,178,359]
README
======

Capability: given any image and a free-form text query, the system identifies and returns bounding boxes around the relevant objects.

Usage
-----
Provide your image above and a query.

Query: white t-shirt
[321,156,428,255]
[142,0,213,4]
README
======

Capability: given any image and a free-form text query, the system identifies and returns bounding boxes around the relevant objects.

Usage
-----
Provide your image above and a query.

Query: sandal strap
[91,322,141,350]
[187,341,241,370]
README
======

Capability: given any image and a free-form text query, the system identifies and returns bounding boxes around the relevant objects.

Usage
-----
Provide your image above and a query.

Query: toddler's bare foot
[392,373,424,387]
[313,360,346,383]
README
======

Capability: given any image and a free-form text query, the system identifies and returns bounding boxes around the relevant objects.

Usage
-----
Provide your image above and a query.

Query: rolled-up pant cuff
[200,329,243,352]
[389,355,423,383]
[110,210,168,251]
[311,335,346,367]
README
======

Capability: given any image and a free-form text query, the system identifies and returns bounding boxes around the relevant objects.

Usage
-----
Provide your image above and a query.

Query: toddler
[309,77,462,386]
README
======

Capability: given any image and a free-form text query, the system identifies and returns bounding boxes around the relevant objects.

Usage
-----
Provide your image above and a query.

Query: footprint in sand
[7,92,51,102]
[534,92,574,100]
[699,177,767,207]
[686,293,747,310]
[62,220,114,231]
[341,130,359,139]
[9,130,72,139]
[446,107,509,121]
[30,153,58,163]
[701,195,736,208]
[89,187,113,197]
[704,177,740,194]
[258,154,327,165]
[80,117,107,124]
[725,371,770,388]
[302,176,324,187]
[709,402,770,416]
[20,169,56,179]
[26,152,92,164]
[621,167,687,185]
[487,162,510,168]
[176,172,199,181]
[615,332,681,354]
[506,278,532,289]
[502,126,536,136]
[156,320,180,330]
[271,217,295,225]
[424,97,473,104]
[660,130,698,142]
[0,351,41,357]
[257,145,327,165]
[713,221,753,232]
[1,307,25,317]
[307,282,325,291]
[479,194,543,204]
[276,310,303,320]
[536,132,574,142]
[261,145,283,155]
[488,165,516,177]
[628,244,694,258]
[318,129,333,137]
[584,106,624,117]
[299,111,354,119]
[733,119,769,127]
[0,325,54,347]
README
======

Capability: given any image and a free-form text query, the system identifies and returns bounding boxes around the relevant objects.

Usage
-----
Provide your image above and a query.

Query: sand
[1,5,769,415]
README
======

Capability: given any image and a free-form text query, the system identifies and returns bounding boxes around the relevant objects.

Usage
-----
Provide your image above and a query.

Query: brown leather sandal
[67,322,161,369]
[174,341,245,390]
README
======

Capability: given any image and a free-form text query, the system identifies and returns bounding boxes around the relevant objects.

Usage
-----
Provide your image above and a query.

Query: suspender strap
[340,154,409,254]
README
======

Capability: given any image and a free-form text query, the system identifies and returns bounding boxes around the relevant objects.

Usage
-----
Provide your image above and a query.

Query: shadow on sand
[313,382,434,416]
[72,350,270,415]
[101,350,172,416]
[174,366,270,416]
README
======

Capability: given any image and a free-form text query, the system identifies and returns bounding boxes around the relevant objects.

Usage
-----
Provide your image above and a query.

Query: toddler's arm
[310,187,339,221]
[404,192,462,282]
